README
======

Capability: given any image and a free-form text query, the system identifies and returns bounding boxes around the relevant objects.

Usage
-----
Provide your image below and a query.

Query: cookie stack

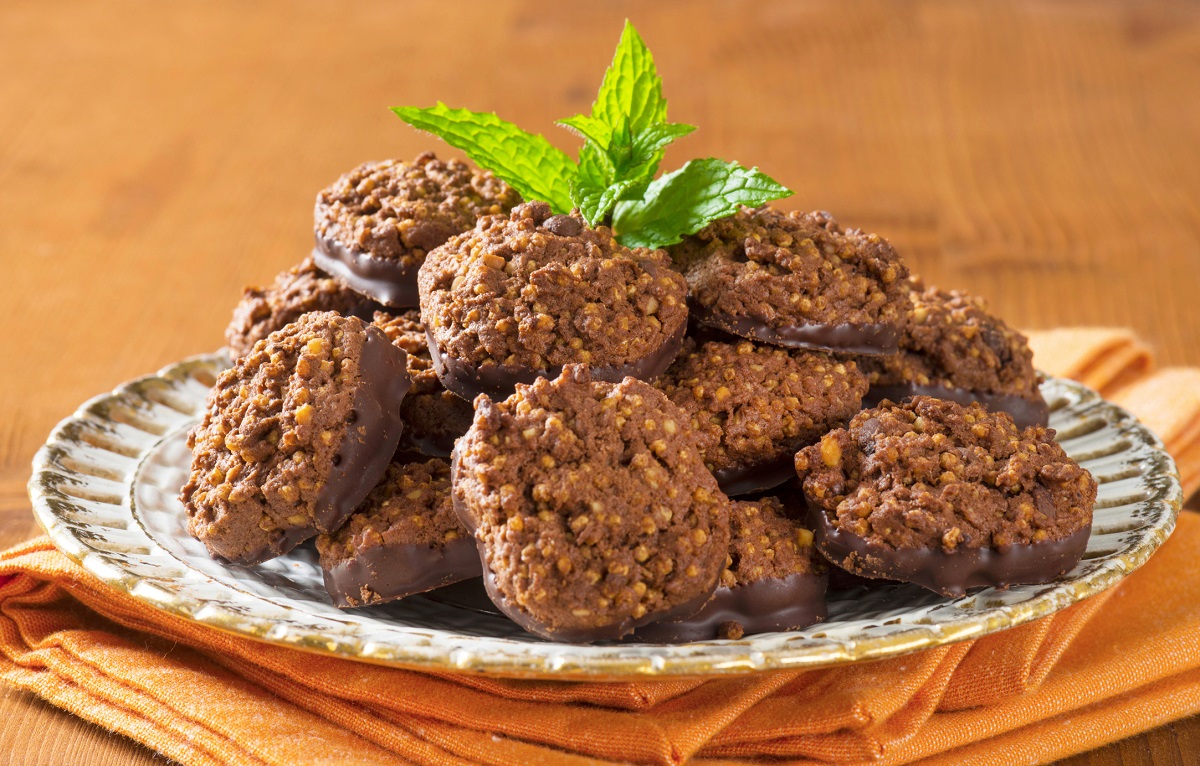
[183,153,1096,644]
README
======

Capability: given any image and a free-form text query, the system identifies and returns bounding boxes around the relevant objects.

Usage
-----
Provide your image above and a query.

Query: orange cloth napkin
[0,327,1197,766]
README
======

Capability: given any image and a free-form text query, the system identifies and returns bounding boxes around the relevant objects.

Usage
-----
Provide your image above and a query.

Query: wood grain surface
[1,0,1198,763]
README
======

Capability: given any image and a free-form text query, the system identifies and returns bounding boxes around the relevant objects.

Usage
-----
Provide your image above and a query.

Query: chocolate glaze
[426,322,686,402]
[448,441,476,534]
[689,300,901,356]
[311,238,420,308]
[479,563,719,642]
[632,572,828,643]
[219,325,411,567]
[864,384,1050,430]
[712,454,797,497]
[808,504,1092,598]
[323,536,482,608]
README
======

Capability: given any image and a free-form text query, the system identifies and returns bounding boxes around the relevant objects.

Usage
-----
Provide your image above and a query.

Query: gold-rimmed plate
[28,353,1182,679]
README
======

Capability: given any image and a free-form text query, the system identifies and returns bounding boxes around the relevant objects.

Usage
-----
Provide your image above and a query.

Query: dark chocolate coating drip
[711,454,797,497]
[323,536,482,608]
[864,384,1050,430]
[632,571,829,643]
[312,239,420,308]
[397,426,460,459]
[689,300,901,356]
[808,504,1091,597]
[426,322,686,402]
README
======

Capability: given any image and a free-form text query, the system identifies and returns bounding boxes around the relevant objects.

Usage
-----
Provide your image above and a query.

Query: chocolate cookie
[225,258,375,360]
[316,458,479,607]
[182,312,412,565]
[313,154,520,307]
[419,201,689,401]
[670,208,911,355]
[795,396,1096,597]
[452,365,731,641]
[656,338,868,495]
[372,309,473,457]
[856,284,1048,427]
[635,496,827,642]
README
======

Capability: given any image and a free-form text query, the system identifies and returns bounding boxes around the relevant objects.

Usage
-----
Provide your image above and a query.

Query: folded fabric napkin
[1,327,1197,766]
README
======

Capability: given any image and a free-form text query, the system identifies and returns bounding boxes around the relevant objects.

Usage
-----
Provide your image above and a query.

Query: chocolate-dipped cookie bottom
[808,505,1091,598]
[864,383,1050,430]
[312,238,419,308]
[323,536,481,608]
[632,572,828,643]
[711,454,797,497]
[689,301,901,356]
[427,323,686,402]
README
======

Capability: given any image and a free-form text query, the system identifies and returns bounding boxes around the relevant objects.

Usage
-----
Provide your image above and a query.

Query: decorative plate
[28,353,1182,679]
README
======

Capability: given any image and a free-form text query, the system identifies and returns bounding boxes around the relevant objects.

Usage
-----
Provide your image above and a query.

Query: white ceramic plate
[28,353,1182,679]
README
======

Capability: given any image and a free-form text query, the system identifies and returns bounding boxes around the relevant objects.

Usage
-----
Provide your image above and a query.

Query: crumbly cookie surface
[721,497,824,588]
[372,309,473,452]
[671,207,911,329]
[453,366,731,638]
[316,458,462,568]
[856,284,1041,399]
[419,201,688,373]
[795,396,1096,551]
[184,312,403,564]
[656,338,867,475]
[315,153,519,270]
[225,258,372,359]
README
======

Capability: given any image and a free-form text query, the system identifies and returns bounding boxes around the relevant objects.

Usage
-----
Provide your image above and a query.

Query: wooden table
[1,1,1197,762]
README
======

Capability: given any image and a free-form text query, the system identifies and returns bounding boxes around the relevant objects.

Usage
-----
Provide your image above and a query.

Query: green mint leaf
[391,103,575,214]
[631,122,696,163]
[556,114,613,149]
[593,21,666,138]
[613,159,792,249]
[572,141,634,225]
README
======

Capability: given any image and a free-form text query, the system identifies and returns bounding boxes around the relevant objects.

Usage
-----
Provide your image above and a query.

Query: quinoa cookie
[372,309,473,456]
[635,496,828,642]
[225,258,375,360]
[857,284,1048,428]
[182,312,412,565]
[795,396,1096,597]
[419,201,689,401]
[656,338,868,495]
[313,153,520,307]
[316,458,479,607]
[671,207,912,355]
[452,365,731,641]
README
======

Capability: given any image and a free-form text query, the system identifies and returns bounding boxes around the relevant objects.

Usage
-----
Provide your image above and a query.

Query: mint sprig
[390,103,575,215]
[390,22,792,249]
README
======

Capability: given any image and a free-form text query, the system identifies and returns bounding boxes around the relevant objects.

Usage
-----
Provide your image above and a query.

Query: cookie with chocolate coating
[372,309,473,456]
[635,495,827,642]
[795,396,1096,597]
[317,457,479,607]
[183,312,412,565]
[857,284,1048,428]
[671,207,911,354]
[225,258,375,360]
[313,153,520,307]
[452,365,731,642]
[419,201,689,401]
[656,338,867,495]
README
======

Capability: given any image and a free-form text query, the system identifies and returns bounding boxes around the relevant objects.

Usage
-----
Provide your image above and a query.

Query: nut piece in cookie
[452,365,731,641]
[857,283,1049,428]
[635,496,828,642]
[671,208,912,355]
[225,258,375,360]
[372,309,473,457]
[316,458,479,607]
[656,338,867,495]
[419,201,689,401]
[182,312,413,565]
[795,396,1096,597]
[313,153,520,307]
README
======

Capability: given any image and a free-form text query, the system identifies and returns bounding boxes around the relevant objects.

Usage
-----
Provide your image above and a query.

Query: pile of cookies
[182,153,1096,643]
